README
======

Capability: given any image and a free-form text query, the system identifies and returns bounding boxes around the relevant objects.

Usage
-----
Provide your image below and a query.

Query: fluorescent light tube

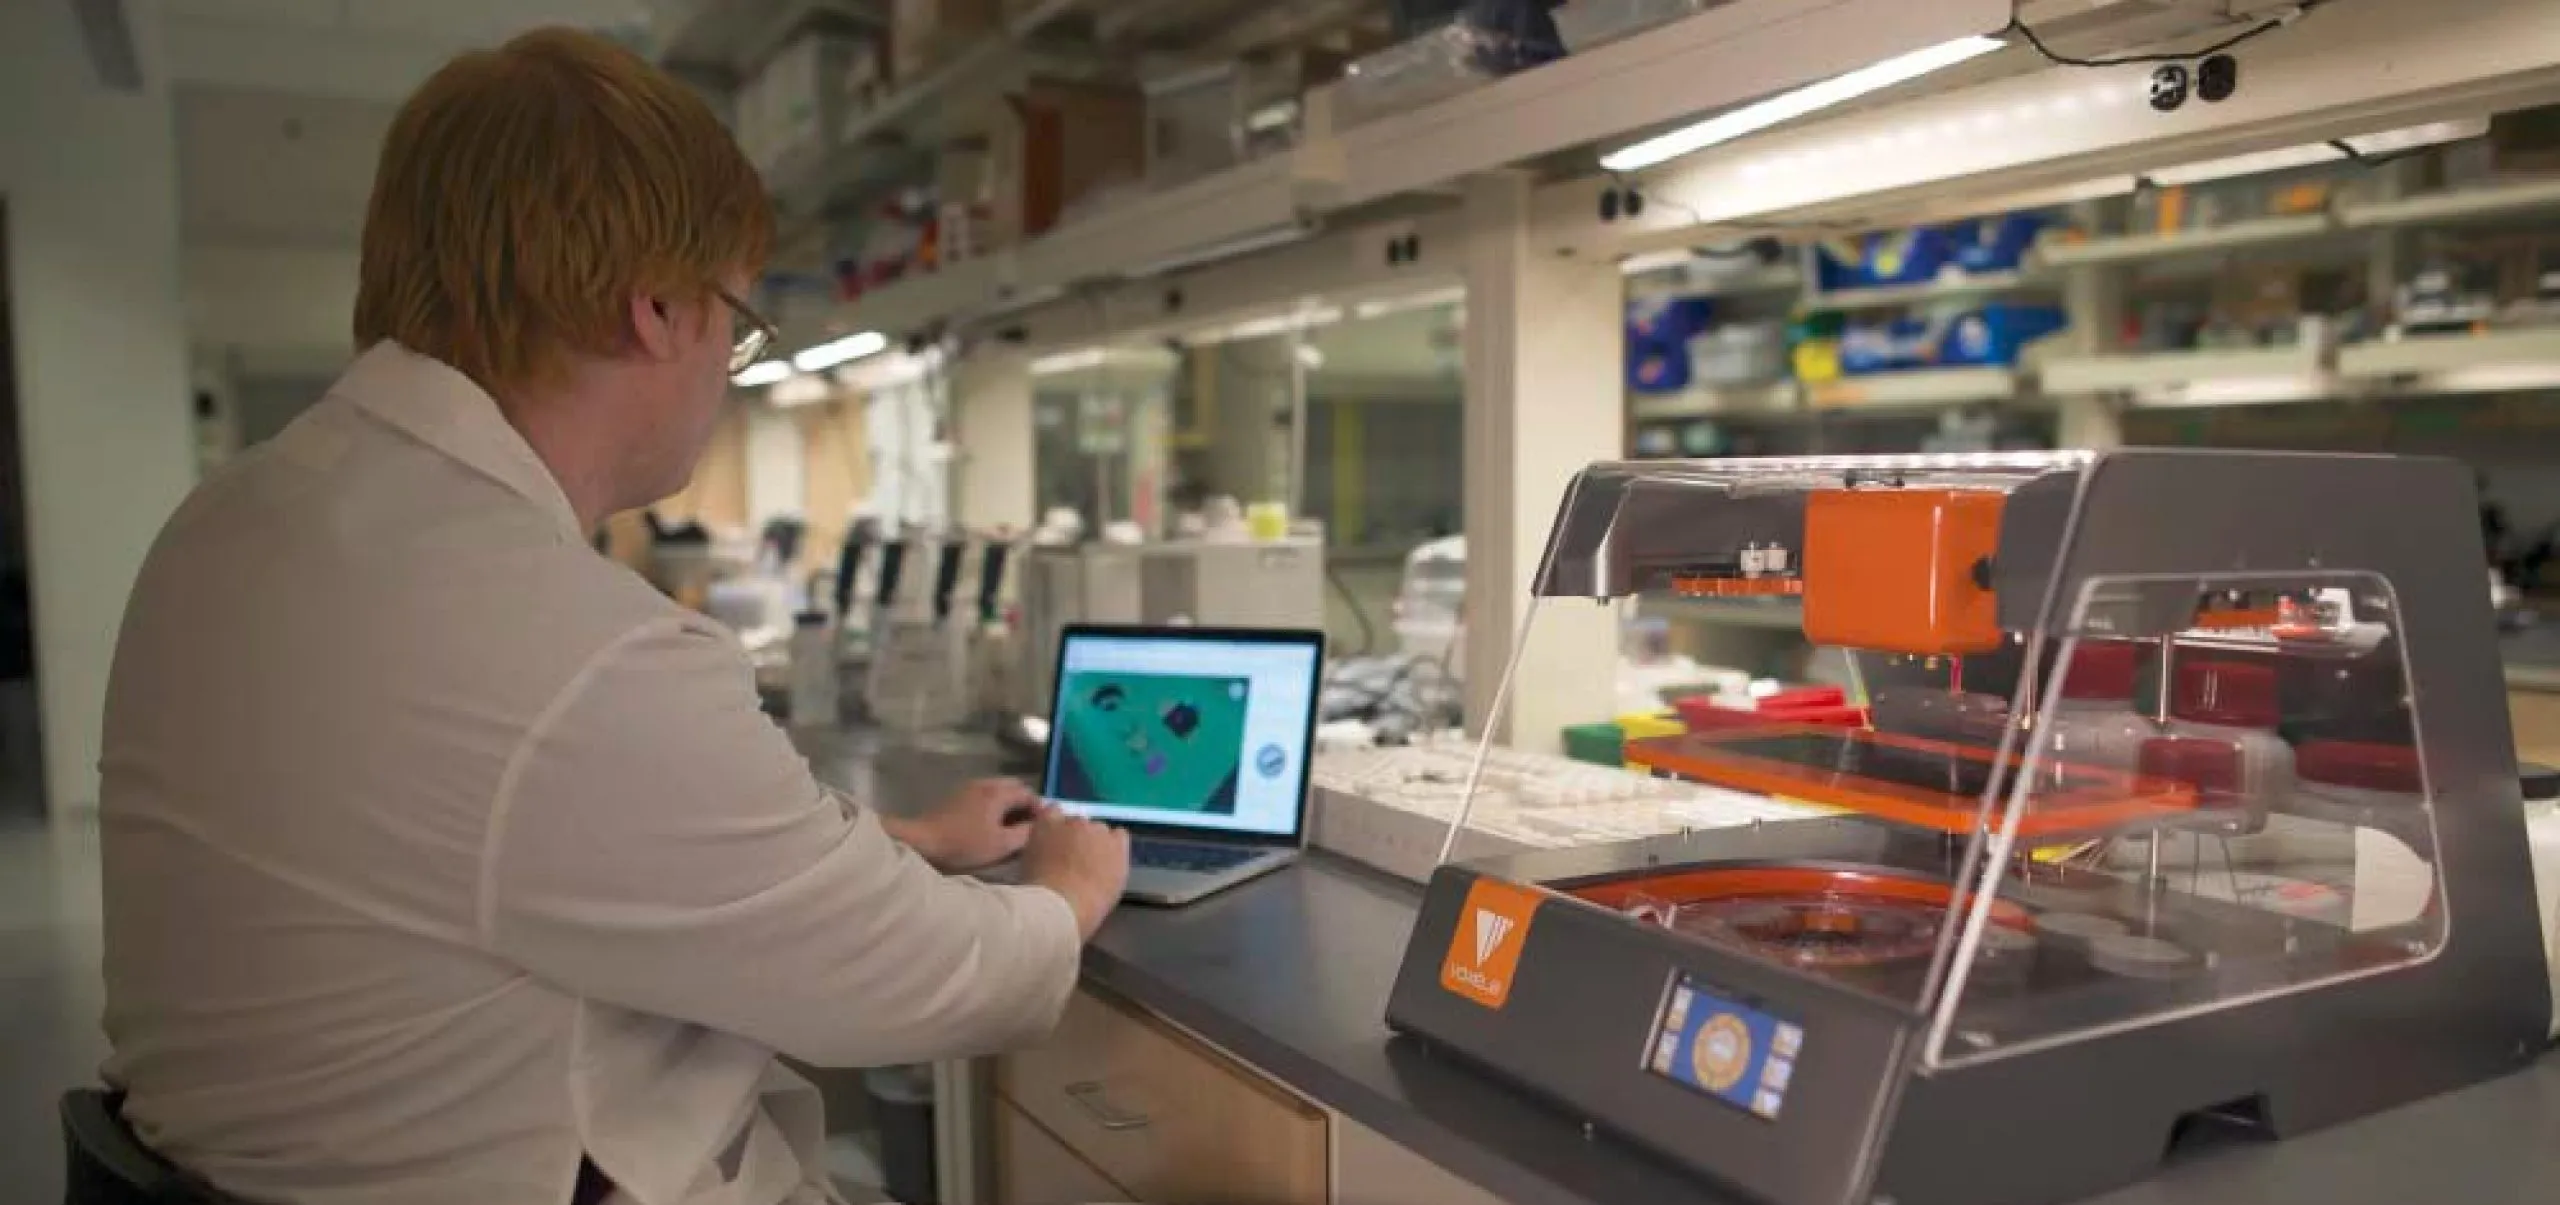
[732,359,795,387]
[1351,285,1466,320]
[1601,35,2005,172]
[769,374,834,408]
[2146,119,2488,187]
[1618,249,1698,275]
[2134,376,2334,408]
[792,331,888,373]
[1030,348,1109,376]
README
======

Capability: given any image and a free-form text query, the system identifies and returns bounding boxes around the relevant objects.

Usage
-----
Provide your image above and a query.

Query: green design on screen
[1052,671,1251,815]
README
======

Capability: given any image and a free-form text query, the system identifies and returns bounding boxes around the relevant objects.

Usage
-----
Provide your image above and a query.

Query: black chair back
[59,1090,240,1204]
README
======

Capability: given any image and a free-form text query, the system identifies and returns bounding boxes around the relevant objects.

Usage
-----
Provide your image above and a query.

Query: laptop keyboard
[1132,838,1264,874]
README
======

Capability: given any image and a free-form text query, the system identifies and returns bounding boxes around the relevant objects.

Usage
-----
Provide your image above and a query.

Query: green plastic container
[1562,721,1626,767]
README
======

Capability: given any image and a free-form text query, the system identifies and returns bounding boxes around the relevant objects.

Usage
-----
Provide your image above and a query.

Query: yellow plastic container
[1617,712,1685,742]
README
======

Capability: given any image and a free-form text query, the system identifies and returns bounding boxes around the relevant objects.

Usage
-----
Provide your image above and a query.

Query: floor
[2,813,106,1202]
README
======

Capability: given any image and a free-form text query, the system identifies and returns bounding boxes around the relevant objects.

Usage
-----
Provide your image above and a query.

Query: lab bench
[800,729,2560,1205]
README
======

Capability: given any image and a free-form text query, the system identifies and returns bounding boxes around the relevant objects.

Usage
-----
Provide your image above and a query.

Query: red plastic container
[1674,694,1868,733]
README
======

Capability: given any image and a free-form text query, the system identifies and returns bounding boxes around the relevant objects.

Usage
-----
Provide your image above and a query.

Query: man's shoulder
[135,396,695,663]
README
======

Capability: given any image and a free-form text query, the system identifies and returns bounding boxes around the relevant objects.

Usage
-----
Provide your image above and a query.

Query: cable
[2007,3,2323,69]
[1610,172,1709,228]
[2327,138,2424,169]
[1326,561,1379,657]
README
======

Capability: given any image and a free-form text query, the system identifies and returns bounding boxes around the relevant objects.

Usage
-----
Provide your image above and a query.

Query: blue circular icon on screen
[1256,744,1288,779]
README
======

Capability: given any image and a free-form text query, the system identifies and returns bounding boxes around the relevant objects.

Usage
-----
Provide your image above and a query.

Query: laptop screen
[1042,627,1322,839]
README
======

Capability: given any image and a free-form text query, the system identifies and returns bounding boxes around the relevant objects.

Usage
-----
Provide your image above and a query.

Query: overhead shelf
[836,253,1014,337]
[1012,154,1317,293]
[2337,328,2560,386]
[1627,262,1804,304]
[2340,178,2560,230]
[1804,367,2020,410]
[1805,271,2047,313]
[762,0,1090,222]
[2041,345,2331,397]
[2032,214,2337,269]
[1324,0,2009,209]
[656,0,867,74]
[826,153,1322,335]
[837,0,1086,148]
[1630,382,1800,420]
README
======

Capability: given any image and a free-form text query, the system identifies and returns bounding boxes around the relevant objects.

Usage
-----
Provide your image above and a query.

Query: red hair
[354,28,774,393]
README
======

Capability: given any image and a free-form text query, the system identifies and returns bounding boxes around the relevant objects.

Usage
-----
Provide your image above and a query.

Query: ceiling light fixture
[1030,348,1110,376]
[1617,249,1699,275]
[1600,35,2006,173]
[792,331,889,374]
[732,359,795,388]
[2144,119,2488,186]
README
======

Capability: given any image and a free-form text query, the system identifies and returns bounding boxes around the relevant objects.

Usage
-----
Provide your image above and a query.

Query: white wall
[1460,173,1621,752]
[184,243,360,377]
[742,405,808,536]
[1,1,197,812]
[954,354,1034,531]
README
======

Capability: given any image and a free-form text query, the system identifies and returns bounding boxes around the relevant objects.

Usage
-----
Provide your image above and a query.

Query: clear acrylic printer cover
[1442,450,2455,1110]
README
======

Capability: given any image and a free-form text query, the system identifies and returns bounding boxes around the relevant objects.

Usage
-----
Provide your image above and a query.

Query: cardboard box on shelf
[935,142,994,213]
[894,0,1004,81]
[933,142,996,263]
[840,44,893,129]
[984,80,1145,245]
[2212,266,2303,328]
[1143,50,1345,189]
[745,28,882,176]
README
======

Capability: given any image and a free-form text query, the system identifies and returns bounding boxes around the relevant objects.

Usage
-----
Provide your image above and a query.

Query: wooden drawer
[998,988,1328,1205]
[2512,689,2560,768]
[997,1100,1134,1205]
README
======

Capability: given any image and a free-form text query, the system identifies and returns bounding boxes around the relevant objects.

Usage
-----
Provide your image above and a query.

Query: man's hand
[884,777,1041,873]
[1021,809,1129,940]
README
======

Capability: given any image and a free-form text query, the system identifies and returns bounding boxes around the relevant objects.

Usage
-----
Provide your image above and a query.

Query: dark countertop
[804,725,2560,1205]
[1085,857,2560,1205]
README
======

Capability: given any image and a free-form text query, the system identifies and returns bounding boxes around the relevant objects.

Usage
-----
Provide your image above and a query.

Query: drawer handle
[1063,1080,1150,1132]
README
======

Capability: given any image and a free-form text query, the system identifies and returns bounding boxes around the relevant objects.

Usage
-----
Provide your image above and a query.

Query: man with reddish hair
[97,28,1127,1205]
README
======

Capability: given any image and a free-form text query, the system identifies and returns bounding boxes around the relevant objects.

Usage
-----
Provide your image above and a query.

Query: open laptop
[1041,624,1324,906]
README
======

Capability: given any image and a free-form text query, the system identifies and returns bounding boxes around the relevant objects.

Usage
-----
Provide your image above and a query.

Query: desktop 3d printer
[1389,451,2552,1205]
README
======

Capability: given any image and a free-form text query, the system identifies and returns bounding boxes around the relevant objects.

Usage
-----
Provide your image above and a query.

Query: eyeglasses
[716,288,780,375]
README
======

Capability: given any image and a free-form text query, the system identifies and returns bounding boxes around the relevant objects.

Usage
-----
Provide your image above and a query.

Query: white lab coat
[98,343,1083,1205]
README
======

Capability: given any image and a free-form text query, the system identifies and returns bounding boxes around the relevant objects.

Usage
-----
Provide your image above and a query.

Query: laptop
[1041,624,1325,906]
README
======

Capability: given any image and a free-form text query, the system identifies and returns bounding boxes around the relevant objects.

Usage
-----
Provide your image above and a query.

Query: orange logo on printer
[1441,879,1542,1009]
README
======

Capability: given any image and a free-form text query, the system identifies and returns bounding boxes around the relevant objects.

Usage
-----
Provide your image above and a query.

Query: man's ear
[629,293,681,362]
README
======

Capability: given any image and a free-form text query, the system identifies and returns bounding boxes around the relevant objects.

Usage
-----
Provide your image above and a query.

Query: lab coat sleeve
[481,619,1084,1067]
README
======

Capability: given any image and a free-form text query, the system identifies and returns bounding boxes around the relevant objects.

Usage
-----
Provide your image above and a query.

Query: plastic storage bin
[1143,51,1340,188]
[1943,303,2069,366]
[1815,227,1959,291]
[1618,712,1686,741]
[1392,535,1466,663]
[1838,304,2067,374]
[738,30,880,177]
[1552,0,1707,52]
[1627,338,1691,393]
[1336,8,1563,128]
[1627,295,1715,342]
[1951,211,2053,274]
[1563,721,1626,766]
[1687,322,1788,385]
